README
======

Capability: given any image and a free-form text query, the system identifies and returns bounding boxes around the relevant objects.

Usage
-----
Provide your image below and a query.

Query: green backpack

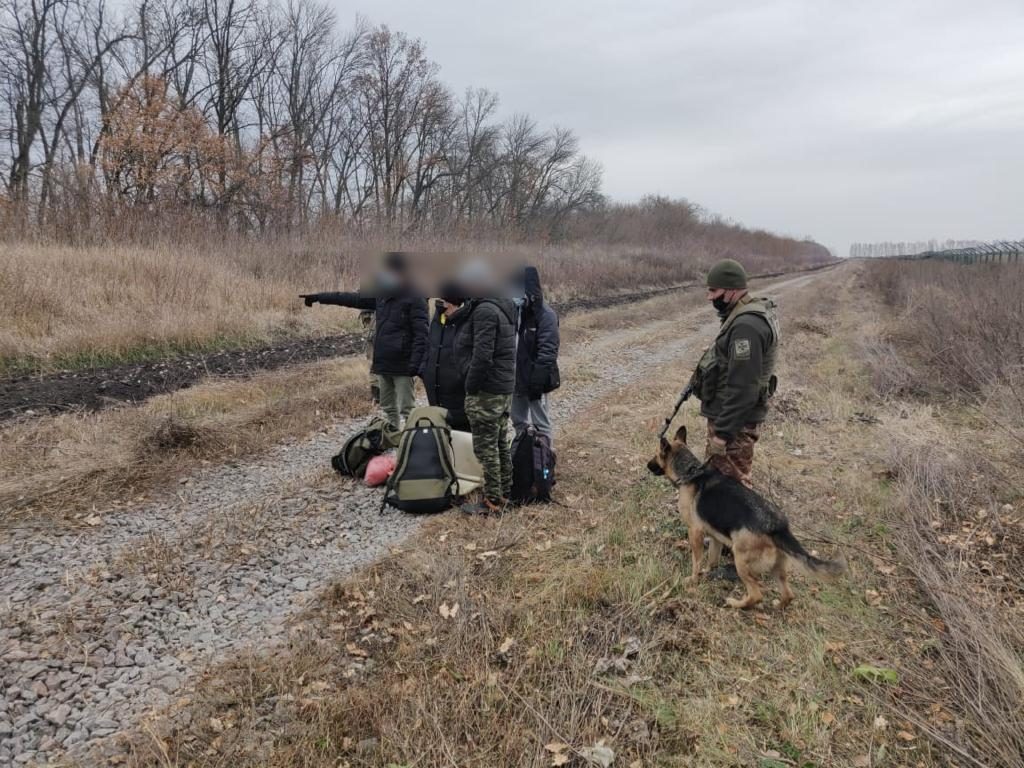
[332,416,396,477]
[382,406,459,514]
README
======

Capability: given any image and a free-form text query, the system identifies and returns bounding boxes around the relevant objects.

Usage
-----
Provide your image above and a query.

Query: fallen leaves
[345,642,369,659]
[545,742,571,766]
[579,743,615,767]
[439,602,460,620]
[545,741,615,767]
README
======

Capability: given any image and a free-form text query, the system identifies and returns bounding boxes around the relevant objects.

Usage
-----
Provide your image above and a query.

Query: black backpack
[510,426,556,504]
[382,406,459,514]
[331,416,395,477]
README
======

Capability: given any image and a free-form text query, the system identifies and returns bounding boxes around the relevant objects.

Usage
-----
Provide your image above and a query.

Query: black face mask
[712,295,732,316]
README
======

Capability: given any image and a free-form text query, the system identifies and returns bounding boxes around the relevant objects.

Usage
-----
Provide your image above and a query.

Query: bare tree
[0,4,606,233]
[1,0,63,200]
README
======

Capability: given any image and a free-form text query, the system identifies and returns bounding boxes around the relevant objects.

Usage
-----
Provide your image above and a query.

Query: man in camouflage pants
[449,293,518,515]
[693,258,779,488]
[691,259,780,580]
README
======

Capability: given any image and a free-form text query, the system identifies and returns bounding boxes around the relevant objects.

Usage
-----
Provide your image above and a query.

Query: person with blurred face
[420,288,470,431]
[301,252,427,429]
[511,266,560,444]
[447,263,517,515]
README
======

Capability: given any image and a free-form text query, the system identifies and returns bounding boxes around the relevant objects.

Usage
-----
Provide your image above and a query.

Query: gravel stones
[0,273,815,766]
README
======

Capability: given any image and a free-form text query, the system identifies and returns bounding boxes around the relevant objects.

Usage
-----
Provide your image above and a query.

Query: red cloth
[364,454,396,486]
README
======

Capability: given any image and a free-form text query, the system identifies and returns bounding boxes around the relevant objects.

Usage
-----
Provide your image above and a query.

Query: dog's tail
[771,527,845,578]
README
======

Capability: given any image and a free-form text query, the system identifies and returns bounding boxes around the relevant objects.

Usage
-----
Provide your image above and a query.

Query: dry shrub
[886,426,1024,767]
[863,262,1024,764]
[858,336,922,398]
[146,415,208,452]
[866,257,1024,466]
[864,261,1024,395]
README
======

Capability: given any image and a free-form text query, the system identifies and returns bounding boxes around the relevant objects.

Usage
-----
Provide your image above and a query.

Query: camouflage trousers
[465,392,512,502]
[706,420,760,488]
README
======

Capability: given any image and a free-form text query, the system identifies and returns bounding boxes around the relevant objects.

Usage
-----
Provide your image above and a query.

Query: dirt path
[0,268,835,766]
[0,285,693,423]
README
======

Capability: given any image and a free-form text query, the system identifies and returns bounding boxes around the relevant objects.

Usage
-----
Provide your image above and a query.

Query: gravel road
[0,271,823,766]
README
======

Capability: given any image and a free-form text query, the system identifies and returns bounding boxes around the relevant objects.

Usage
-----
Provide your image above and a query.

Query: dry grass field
[3,260,1020,768]
[0,235,827,375]
[102,262,1020,768]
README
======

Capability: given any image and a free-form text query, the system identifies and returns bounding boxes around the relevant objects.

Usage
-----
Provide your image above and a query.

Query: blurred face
[707,287,745,307]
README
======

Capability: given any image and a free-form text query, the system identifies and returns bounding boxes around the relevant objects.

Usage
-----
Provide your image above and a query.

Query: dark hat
[706,259,748,290]
[383,251,408,273]
[438,280,465,306]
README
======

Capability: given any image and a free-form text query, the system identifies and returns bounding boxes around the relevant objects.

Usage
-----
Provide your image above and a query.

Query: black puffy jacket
[515,267,560,399]
[451,297,517,396]
[314,291,428,376]
[420,301,470,430]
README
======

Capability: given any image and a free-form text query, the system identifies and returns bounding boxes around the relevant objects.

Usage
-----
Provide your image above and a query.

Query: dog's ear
[674,425,687,444]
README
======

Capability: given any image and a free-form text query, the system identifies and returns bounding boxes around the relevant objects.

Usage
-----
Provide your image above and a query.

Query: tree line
[0,0,602,235]
[848,240,984,258]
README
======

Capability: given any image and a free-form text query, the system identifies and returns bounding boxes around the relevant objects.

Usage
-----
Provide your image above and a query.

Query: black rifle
[658,379,695,440]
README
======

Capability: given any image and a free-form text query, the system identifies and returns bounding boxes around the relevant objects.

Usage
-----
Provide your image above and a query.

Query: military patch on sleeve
[732,338,751,360]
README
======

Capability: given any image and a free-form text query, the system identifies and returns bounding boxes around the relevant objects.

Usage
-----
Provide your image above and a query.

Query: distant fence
[896,240,1024,264]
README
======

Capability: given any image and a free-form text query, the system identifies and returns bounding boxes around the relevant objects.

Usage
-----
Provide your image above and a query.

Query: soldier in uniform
[692,258,780,488]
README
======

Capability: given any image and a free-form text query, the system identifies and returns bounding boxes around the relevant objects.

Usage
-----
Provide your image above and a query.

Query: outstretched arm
[304,292,377,310]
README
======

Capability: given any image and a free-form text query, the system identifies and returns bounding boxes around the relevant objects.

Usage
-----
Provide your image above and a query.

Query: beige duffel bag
[450,430,484,496]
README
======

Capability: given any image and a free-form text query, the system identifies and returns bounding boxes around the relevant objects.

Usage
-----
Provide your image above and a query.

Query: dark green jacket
[451,298,517,396]
[696,295,779,441]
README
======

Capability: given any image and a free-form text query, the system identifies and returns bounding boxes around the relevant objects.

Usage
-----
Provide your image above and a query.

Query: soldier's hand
[300,294,318,307]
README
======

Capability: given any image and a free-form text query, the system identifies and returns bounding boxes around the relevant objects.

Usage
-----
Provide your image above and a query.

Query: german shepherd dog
[648,426,844,609]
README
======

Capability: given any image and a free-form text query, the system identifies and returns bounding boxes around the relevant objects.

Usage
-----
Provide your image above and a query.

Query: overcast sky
[335,0,1023,255]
